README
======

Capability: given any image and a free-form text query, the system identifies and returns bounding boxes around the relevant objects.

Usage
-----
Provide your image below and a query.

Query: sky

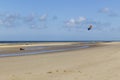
[0,0,120,41]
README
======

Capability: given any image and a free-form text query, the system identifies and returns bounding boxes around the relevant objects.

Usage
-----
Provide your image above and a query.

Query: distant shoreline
[0,40,117,44]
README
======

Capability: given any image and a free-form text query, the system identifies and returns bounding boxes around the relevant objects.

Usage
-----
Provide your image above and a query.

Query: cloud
[0,13,49,29]
[24,14,35,23]
[76,17,86,23]
[64,16,112,31]
[0,12,113,32]
[39,14,48,21]
[65,18,76,27]
[0,13,21,27]
[65,17,86,27]
[99,7,119,17]
[99,8,110,13]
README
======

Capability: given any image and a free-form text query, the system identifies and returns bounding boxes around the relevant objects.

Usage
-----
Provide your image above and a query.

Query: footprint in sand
[56,70,59,72]
[78,71,82,73]
[47,69,71,74]
[10,75,21,80]
[47,71,52,74]
[63,70,67,72]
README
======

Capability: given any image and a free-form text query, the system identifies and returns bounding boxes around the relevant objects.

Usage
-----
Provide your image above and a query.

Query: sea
[0,40,113,44]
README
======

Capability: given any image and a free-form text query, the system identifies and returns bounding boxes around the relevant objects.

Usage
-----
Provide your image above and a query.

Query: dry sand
[0,42,120,80]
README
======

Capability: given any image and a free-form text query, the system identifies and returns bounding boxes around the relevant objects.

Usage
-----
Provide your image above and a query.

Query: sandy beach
[0,42,120,80]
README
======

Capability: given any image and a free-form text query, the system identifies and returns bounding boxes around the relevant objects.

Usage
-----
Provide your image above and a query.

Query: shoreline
[0,45,89,58]
[0,42,97,58]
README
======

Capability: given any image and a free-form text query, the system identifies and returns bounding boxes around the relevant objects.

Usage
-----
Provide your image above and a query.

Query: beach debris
[47,71,52,74]
[64,70,67,72]
[78,71,82,73]
[88,25,93,30]
[56,70,59,72]
[19,48,24,51]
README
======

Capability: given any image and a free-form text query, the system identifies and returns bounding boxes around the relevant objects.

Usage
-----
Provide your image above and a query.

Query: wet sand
[0,42,120,80]
[0,42,94,57]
